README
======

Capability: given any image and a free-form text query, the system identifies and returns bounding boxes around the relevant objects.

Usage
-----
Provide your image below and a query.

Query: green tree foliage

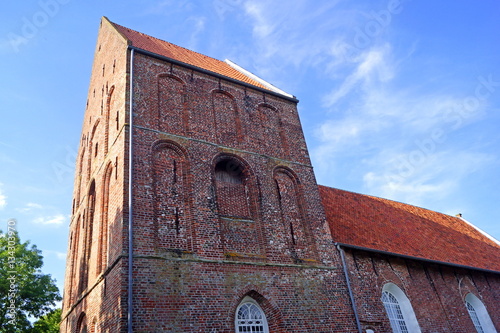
[30,308,62,333]
[0,227,61,332]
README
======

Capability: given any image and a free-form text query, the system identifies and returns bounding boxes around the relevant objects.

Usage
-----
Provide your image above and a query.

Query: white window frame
[381,283,421,333]
[235,296,269,333]
[465,293,497,333]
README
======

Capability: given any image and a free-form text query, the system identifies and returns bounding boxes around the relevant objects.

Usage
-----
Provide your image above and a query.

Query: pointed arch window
[235,297,269,333]
[465,293,496,333]
[381,283,421,333]
[467,301,484,333]
[382,291,409,333]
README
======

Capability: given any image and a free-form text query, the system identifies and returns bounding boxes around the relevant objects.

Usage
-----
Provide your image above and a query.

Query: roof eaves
[224,59,295,99]
[457,216,500,246]
[128,45,299,103]
[335,242,500,275]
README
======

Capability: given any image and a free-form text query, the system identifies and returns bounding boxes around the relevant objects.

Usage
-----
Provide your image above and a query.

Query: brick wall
[61,18,359,332]
[62,18,500,333]
[343,248,500,332]
[61,18,129,332]
[125,50,357,331]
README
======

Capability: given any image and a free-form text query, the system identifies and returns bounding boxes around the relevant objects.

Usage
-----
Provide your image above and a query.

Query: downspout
[127,48,135,333]
[337,243,363,333]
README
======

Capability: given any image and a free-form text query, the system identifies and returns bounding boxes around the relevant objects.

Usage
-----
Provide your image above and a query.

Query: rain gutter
[335,242,500,275]
[127,47,135,333]
[128,46,299,103]
[336,244,363,333]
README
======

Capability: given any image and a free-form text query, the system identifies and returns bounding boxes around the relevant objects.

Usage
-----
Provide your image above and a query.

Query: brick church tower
[61,17,358,332]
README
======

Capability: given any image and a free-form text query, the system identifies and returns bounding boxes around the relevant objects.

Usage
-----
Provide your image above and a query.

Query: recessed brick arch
[151,139,188,158]
[157,74,187,135]
[254,103,289,156]
[76,312,87,333]
[104,85,114,155]
[97,161,113,275]
[151,139,194,252]
[273,166,317,261]
[79,180,96,295]
[76,146,86,208]
[212,153,266,257]
[211,89,242,145]
[88,119,101,180]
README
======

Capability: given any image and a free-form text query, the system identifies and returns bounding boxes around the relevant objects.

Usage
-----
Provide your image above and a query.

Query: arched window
[214,156,264,255]
[465,293,496,333]
[215,159,251,219]
[235,297,269,333]
[382,291,408,333]
[381,283,421,333]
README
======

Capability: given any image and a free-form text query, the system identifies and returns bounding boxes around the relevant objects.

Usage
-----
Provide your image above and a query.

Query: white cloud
[33,214,66,226]
[0,184,6,209]
[244,2,275,39]
[323,44,394,107]
[312,33,489,181]
[311,21,492,208]
[236,0,496,222]
[186,16,206,50]
[240,0,348,83]
[316,115,389,154]
[361,150,494,206]
[17,202,43,213]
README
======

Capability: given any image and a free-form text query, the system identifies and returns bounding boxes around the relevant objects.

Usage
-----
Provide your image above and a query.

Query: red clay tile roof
[319,185,500,272]
[109,20,270,91]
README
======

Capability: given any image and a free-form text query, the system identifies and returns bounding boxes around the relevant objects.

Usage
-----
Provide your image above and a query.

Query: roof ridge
[107,18,290,94]
[458,215,500,247]
[110,21,225,65]
[318,184,454,218]
[105,18,297,98]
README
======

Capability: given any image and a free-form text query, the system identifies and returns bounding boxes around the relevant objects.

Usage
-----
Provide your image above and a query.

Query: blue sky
[1,0,499,299]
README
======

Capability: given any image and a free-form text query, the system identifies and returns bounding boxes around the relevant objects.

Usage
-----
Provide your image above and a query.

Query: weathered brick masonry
[342,249,500,332]
[321,186,500,332]
[61,17,357,332]
[61,17,500,333]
